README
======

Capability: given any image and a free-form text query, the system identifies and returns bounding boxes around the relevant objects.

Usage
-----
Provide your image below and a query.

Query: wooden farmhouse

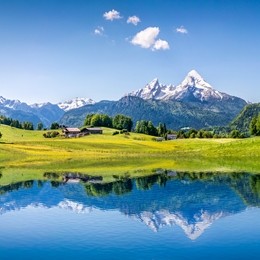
[62,127,103,138]
[62,128,81,138]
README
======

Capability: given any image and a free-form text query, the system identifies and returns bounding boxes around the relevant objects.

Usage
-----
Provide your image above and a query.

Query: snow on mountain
[0,96,95,112]
[128,70,237,102]
[58,97,95,111]
[134,209,225,240]
[0,96,31,111]
[58,199,93,214]
[128,78,175,100]
[172,70,229,102]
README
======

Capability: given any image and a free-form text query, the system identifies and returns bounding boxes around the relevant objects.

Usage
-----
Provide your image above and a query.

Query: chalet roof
[87,127,102,131]
[81,127,102,131]
[64,127,81,132]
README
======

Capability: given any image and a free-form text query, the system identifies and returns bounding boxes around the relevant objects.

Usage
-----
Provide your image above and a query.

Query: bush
[112,131,119,136]
[43,131,60,138]
[120,129,128,134]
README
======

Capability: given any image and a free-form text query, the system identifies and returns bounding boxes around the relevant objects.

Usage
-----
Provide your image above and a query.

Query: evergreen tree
[22,121,34,130]
[157,123,167,137]
[50,122,60,130]
[250,116,257,135]
[230,129,241,138]
[256,114,260,136]
[37,122,43,131]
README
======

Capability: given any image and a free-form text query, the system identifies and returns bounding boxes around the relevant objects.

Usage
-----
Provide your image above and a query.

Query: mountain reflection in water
[0,171,259,240]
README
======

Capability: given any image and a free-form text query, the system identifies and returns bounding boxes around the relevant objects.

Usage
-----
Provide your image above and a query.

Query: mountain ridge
[128,70,242,103]
[0,96,94,127]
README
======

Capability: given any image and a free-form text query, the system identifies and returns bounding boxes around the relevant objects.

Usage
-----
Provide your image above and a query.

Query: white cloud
[131,27,170,51]
[153,39,170,51]
[94,26,104,36]
[103,9,122,21]
[176,26,188,34]
[127,15,141,26]
[131,27,160,48]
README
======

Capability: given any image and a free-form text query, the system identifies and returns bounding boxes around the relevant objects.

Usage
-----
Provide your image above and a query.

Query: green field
[0,124,260,184]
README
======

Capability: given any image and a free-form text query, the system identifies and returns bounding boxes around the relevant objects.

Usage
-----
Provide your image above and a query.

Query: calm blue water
[0,171,260,259]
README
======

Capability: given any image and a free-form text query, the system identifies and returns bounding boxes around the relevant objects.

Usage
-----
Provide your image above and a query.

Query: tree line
[83,112,260,139]
[0,115,34,130]
[84,114,133,132]
[1,111,260,140]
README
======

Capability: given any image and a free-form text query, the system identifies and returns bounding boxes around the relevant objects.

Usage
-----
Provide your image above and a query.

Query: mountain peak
[181,70,213,90]
[149,77,159,85]
[127,69,246,103]
[187,69,203,79]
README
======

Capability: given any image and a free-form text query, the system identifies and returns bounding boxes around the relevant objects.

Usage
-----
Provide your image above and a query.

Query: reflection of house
[81,127,103,135]
[167,134,177,140]
[63,127,103,138]
[62,128,81,138]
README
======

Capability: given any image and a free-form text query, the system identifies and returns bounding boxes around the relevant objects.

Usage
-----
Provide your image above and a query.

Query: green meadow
[0,124,260,184]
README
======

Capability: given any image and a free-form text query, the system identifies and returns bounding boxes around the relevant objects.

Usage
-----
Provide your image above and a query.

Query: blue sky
[0,0,259,104]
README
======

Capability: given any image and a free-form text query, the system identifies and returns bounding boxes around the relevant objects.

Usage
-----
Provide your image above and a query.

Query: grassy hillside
[0,125,260,181]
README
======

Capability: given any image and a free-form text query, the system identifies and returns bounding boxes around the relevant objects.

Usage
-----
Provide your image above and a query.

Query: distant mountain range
[0,96,94,127]
[0,70,248,129]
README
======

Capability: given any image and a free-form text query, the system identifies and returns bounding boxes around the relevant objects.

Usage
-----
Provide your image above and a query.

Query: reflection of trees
[50,181,63,188]
[37,180,44,188]
[85,173,169,197]
[85,179,133,197]
[0,180,34,195]
[135,173,169,191]
[250,175,260,197]
[176,171,260,207]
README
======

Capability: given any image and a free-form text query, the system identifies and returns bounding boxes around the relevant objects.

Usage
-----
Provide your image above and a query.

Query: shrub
[43,131,60,138]
[120,129,128,134]
[112,131,119,136]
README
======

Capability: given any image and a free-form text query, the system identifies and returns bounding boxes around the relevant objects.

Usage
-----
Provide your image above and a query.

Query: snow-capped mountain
[58,97,95,112]
[0,96,32,111]
[129,78,175,100]
[134,209,225,240]
[128,70,241,102]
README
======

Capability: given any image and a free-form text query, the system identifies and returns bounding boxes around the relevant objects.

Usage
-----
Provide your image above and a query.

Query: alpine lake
[0,169,259,259]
